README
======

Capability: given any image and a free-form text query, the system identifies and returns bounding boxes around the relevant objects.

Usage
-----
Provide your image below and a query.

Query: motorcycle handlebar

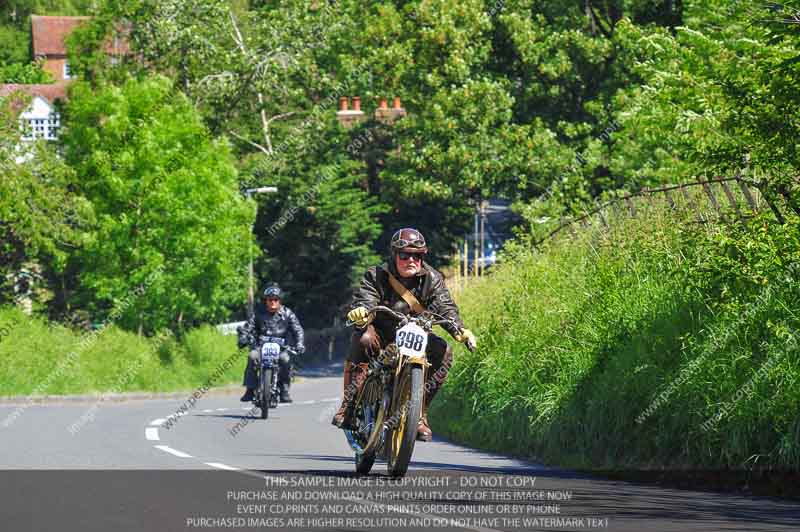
[349,306,475,352]
[366,305,406,322]
[364,306,463,333]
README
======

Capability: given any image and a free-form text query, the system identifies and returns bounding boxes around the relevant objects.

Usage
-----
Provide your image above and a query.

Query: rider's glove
[295,344,305,356]
[455,328,478,351]
[347,306,371,328]
[236,326,249,349]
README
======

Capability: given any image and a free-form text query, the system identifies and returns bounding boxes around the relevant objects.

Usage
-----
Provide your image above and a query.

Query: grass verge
[0,310,243,396]
[432,199,800,477]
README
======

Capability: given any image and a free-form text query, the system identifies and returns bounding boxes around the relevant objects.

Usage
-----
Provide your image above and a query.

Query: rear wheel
[259,368,272,420]
[355,448,376,475]
[386,365,423,477]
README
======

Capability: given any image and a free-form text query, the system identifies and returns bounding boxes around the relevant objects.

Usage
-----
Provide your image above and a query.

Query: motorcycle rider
[240,283,305,403]
[331,228,477,441]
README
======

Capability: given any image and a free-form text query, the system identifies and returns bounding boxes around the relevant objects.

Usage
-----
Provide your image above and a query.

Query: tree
[70,0,388,327]
[0,91,88,311]
[608,0,800,185]
[0,60,54,83]
[60,75,253,333]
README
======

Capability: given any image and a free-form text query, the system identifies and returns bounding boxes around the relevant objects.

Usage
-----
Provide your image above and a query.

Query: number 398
[397,331,424,351]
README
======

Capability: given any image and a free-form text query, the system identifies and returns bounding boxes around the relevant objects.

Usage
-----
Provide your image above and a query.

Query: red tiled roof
[0,81,71,104]
[31,15,131,57]
[31,15,91,56]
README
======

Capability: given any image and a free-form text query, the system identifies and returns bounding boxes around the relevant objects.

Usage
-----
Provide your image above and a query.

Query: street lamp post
[244,186,278,316]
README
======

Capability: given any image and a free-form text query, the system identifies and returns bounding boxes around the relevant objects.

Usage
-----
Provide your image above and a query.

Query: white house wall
[21,96,53,120]
[19,95,60,141]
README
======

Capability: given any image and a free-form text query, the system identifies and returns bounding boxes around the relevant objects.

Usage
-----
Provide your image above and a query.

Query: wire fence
[536,173,800,247]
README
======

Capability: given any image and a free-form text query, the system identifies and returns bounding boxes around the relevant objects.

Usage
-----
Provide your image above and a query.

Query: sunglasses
[397,252,424,262]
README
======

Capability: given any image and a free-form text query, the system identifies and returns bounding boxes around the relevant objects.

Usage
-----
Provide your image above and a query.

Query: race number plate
[261,342,281,359]
[396,323,428,359]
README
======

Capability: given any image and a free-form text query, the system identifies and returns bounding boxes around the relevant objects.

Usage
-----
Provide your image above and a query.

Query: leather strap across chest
[386,271,426,315]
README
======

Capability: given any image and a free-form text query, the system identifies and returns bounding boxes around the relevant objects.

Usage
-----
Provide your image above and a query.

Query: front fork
[387,354,430,430]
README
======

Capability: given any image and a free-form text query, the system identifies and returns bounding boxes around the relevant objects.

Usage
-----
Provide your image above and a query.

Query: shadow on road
[194,413,264,421]
[294,361,344,379]
[241,465,800,530]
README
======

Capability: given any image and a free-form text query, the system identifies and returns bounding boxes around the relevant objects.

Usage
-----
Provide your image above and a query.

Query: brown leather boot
[416,376,441,442]
[417,346,452,441]
[417,404,432,442]
[332,362,369,428]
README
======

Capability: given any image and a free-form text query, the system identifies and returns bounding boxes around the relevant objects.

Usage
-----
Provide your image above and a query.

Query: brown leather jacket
[349,260,465,337]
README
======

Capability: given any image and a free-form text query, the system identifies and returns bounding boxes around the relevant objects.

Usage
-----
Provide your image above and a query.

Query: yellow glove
[347,307,371,328]
[455,328,477,351]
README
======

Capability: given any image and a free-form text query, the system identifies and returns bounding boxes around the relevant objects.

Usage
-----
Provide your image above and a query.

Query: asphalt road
[1,364,798,532]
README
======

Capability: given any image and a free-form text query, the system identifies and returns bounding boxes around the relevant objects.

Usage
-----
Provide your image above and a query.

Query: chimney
[376,96,406,124]
[336,95,365,129]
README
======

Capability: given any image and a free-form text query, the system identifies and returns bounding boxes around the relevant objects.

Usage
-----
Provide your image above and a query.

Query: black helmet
[262,283,283,300]
[390,228,428,254]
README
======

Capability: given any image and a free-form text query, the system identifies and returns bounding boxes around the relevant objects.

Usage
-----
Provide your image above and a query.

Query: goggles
[391,234,426,250]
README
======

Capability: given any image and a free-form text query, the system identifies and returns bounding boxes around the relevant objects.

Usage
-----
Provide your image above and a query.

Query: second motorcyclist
[240,283,305,403]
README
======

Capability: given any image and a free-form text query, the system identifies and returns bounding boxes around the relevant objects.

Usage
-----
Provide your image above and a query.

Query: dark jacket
[242,303,305,353]
[350,260,464,337]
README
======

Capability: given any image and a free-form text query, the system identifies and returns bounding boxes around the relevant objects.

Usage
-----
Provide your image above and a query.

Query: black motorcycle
[254,336,296,420]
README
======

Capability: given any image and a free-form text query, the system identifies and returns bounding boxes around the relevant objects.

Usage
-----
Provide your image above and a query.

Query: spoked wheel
[386,365,424,477]
[259,368,272,420]
[345,374,386,475]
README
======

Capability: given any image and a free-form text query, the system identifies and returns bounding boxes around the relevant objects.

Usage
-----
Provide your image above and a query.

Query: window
[21,113,60,141]
[63,61,72,79]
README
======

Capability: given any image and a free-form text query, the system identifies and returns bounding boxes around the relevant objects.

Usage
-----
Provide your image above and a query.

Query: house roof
[31,15,91,56]
[0,81,70,105]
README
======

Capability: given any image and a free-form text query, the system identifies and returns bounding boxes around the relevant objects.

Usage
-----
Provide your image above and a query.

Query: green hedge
[432,202,800,471]
[0,310,244,396]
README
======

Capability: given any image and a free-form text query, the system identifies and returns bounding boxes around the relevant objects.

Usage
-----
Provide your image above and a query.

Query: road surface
[1,364,798,532]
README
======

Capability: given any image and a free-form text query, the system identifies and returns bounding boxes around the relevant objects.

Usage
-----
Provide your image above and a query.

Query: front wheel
[386,365,424,477]
[259,367,272,420]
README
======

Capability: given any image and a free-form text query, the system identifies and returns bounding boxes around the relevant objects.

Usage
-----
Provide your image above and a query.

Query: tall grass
[0,310,243,396]
[432,200,800,471]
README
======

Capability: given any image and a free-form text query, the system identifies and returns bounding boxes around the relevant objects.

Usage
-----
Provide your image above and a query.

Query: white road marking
[145,427,160,441]
[205,462,239,471]
[150,418,167,426]
[202,409,214,413]
[154,445,192,458]
[143,397,492,532]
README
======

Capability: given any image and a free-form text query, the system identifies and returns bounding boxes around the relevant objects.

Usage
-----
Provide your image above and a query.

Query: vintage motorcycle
[254,337,296,420]
[343,306,473,477]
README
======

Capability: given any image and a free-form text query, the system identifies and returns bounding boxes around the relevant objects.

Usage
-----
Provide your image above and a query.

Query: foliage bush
[0,61,54,84]
[0,307,243,396]
[433,201,800,471]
